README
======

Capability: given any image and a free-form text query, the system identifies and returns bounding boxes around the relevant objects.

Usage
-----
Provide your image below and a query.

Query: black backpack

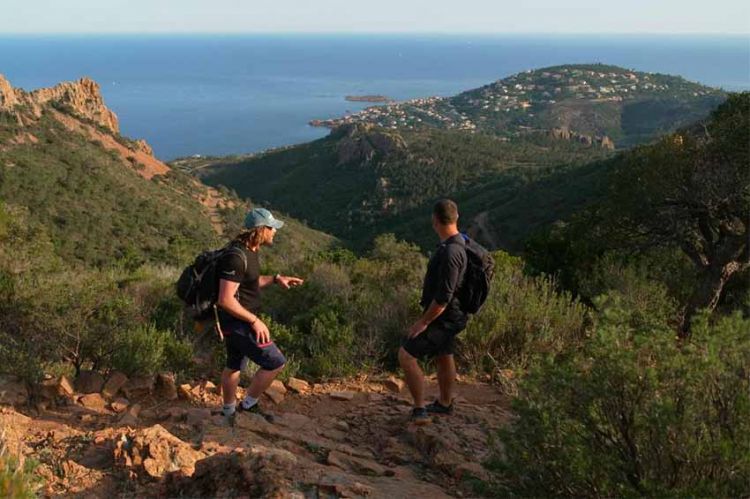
[176,245,247,320]
[452,234,495,314]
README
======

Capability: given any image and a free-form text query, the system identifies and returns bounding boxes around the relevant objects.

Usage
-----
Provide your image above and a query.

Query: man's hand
[407,319,428,339]
[251,318,271,344]
[277,275,304,289]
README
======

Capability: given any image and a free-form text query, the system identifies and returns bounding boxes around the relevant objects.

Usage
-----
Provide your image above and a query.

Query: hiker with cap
[218,207,303,424]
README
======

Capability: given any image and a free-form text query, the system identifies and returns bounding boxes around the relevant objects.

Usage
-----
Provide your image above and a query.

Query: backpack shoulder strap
[224,244,248,273]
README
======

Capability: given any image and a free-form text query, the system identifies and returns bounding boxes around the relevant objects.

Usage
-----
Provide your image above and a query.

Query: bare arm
[216,279,270,343]
[407,300,447,338]
[258,274,305,289]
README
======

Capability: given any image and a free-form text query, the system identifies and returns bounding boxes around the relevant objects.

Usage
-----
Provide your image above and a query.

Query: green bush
[460,251,587,372]
[111,324,173,376]
[0,436,40,498]
[581,256,682,331]
[493,304,750,497]
[262,234,424,378]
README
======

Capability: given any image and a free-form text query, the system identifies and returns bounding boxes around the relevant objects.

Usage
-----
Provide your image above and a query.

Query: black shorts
[402,321,465,360]
[220,317,286,372]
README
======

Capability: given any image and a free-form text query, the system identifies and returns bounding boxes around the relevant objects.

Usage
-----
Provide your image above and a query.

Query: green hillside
[0,94,335,269]
[192,124,614,251]
[313,64,726,149]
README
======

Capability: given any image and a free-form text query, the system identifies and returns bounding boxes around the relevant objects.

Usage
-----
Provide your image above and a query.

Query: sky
[1,0,749,35]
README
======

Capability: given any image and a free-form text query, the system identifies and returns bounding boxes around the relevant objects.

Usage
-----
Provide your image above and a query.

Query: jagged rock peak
[0,74,119,134]
[0,74,20,109]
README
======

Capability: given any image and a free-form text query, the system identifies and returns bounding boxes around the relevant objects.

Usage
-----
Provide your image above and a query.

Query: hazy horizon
[3,0,748,35]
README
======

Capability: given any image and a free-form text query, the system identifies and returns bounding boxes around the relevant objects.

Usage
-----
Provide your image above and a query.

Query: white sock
[241,395,258,409]
[222,402,236,416]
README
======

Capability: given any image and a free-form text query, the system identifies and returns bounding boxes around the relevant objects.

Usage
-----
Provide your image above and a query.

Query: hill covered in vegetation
[312,64,726,149]
[0,75,335,268]
[190,124,614,251]
[191,65,727,252]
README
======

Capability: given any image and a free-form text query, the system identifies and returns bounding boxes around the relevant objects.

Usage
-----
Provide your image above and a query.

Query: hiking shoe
[426,399,454,415]
[410,407,431,425]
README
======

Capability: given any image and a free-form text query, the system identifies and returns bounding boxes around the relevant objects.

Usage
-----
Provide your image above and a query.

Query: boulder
[178,383,192,400]
[265,380,287,404]
[110,398,129,413]
[123,375,155,399]
[0,376,28,405]
[102,371,128,399]
[78,393,107,410]
[383,376,405,394]
[270,380,287,394]
[75,370,105,394]
[39,375,74,401]
[286,377,310,394]
[156,373,178,401]
[114,424,204,478]
[118,403,141,426]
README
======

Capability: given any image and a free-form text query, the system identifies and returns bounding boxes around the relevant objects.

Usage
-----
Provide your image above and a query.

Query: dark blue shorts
[220,318,286,372]
[402,321,465,360]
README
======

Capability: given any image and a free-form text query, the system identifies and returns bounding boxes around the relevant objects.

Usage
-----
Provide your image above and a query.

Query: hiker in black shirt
[218,208,304,424]
[400,199,468,424]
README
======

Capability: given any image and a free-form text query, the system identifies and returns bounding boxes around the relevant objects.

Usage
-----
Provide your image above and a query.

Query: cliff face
[0,74,169,179]
[0,74,118,133]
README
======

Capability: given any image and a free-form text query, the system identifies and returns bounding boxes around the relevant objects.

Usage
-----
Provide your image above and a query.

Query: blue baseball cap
[244,208,284,230]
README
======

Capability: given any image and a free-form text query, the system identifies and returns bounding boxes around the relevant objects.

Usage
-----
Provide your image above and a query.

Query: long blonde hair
[233,227,265,250]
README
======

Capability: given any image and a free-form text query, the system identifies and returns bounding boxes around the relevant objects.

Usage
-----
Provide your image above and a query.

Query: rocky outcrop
[549,126,615,150]
[0,75,20,110]
[0,74,119,133]
[335,123,407,165]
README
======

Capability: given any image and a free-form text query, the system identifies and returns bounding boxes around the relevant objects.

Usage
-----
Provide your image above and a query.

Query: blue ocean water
[0,34,748,160]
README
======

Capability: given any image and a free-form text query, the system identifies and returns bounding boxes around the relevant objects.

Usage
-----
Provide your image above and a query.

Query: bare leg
[399,347,425,408]
[435,354,456,406]
[221,368,240,405]
[246,365,284,398]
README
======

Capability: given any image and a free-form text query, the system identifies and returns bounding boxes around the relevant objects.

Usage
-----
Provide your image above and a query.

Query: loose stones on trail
[383,376,405,394]
[265,379,287,404]
[286,377,310,394]
[330,391,355,401]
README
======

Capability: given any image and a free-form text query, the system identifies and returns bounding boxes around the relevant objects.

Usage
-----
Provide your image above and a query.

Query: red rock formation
[0,74,119,133]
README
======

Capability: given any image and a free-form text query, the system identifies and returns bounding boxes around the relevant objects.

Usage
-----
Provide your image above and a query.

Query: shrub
[460,251,587,373]
[493,304,750,497]
[111,322,194,377]
[0,434,40,498]
[581,256,681,331]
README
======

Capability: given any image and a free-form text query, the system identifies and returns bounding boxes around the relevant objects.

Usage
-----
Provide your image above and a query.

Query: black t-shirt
[420,233,468,326]
[216,243,261,314]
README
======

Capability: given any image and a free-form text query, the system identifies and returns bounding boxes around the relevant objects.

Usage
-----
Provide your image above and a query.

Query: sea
[0,34,748,160]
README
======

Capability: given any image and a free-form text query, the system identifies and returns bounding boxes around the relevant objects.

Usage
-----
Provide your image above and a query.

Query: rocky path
[1,374,510,497]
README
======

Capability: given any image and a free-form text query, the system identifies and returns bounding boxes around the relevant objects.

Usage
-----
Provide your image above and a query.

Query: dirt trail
[2,375,510,497]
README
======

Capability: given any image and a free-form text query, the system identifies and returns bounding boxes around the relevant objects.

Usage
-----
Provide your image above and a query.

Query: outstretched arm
[259,274,305,289]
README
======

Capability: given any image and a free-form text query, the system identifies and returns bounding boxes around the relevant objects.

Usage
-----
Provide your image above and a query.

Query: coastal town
[310,65,721,137]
